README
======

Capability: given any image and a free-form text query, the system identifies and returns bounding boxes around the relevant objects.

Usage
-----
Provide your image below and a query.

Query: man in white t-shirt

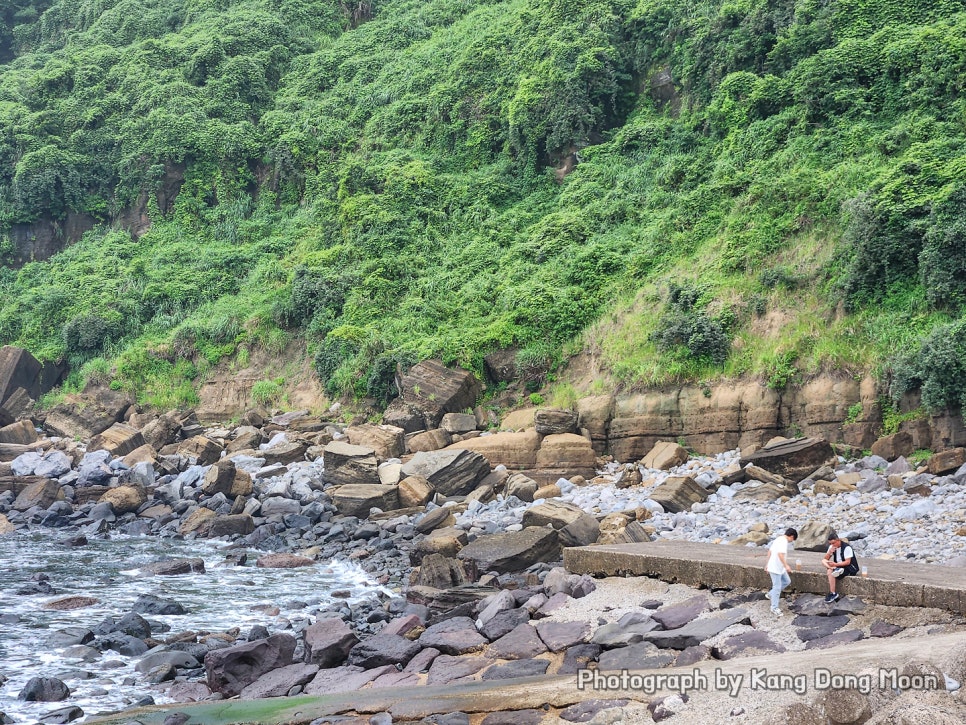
[765,528,798,616]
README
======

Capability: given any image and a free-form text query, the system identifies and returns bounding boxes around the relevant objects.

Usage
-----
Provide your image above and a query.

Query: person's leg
[769,572,783,609]
[827,568,837,594]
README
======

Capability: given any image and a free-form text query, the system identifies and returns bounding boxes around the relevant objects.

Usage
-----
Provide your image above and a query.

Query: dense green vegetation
[1,0,966,412]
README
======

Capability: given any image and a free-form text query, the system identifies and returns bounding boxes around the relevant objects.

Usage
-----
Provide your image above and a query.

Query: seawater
[0,531,386,723]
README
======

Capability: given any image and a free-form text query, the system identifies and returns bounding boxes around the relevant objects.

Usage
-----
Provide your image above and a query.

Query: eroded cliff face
[5,213,96,267]
[583,375,965,458]
[192,360,966,458]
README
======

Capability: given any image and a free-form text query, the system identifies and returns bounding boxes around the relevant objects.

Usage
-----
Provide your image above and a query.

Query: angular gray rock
[426,654,490,685]
[418,617,487,655]
[347,633,422,668]
[401,449,490,497]
[643,609,751,650]
[651,595,710,630]
[18,677,70,702]
[487,623,548,660]
[457,527,560,576]
[597,642,675,671]
[535,621,591,652]
[711,631,787,660]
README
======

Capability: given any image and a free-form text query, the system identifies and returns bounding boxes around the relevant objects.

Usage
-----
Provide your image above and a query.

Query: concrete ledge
[563,541,966,615]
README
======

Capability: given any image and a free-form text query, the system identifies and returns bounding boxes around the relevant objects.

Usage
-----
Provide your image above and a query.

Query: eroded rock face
[457,527,560,576]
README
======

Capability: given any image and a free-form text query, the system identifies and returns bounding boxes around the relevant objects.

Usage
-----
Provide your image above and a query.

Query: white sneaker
[771,607,783,617]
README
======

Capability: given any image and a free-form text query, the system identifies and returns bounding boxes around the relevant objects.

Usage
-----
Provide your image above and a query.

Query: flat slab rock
[239,663,319,699]
[426,655,490,685]
[302,665,396,695]
[479,710,545,725]
[597,642,675,671]
[792,614,849,642]
[534,620,591,652]
[650,595,710,630]
[803,629,865,650]
[487,623,548,660]
[481,658,550,680]
[788,594,867,616]
[711,631,787,660]
[418,617,488,655]
[559,699,630,723]
[457,527,560,576]
[643,608,751,650]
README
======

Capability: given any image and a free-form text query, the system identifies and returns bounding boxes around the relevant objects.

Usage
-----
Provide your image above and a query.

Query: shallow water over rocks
[0,531,385,723]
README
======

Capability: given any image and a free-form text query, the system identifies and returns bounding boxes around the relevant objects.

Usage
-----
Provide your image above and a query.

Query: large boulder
[346,424,406,460]
[303,618,359,667]
[927,448,966,475]
[649,476,708,513]
[12,478,62,511]
[0,420,38,445]
[0,346,44,404]
[331,484,400,517]
[89,423,146,458]
[870,432,914,462]
[532,433,596,484]
[204,634,296,697]
[522,500,586,530]
[576,395,614,454]
[396,360,482,429]
[534,408,578,436]
[322,441,380,486]
[446,430,541,469]
[641,441,689,470]
[140,411,183,450]
[174,436,223,466]
[739,437,835,481]
[401,449,490,497]
[457,527,560,576]
[239,663,319,700]
[44,388,131,440]
[99,484,147,515]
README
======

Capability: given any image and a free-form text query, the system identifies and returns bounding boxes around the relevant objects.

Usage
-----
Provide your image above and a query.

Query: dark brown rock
[415,553,467,589]
[534,620,590,652]
[347,633,422,668]
[207,514,255,538]
[871,432,914,461]
[12,478,61,511]
[418,617,487,655]
[304,618,358,667]
[534,408,578,435]
[347,423,405,459]
[239,663,319,699]
[487,623,548,660]
[141,558,205,576]
[204,633,296,697]
[398,360,482,429]
[255,553,314,568]
[927,447,966,475]
[44,388,131,440]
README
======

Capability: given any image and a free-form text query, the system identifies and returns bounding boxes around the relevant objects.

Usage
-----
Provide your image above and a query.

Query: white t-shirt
[828,544,855,575]
[767,536,789,574]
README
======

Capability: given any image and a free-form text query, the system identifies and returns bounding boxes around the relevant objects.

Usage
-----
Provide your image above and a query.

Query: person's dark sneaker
[825,593,840,603]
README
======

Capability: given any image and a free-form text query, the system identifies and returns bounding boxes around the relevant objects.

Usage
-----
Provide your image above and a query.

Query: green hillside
[1,0,966,414]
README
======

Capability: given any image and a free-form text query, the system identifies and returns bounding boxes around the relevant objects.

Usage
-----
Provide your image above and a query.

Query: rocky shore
[1,355,966,723]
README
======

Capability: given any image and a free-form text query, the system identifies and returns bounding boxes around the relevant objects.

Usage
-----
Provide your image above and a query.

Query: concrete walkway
[564,541,966,614]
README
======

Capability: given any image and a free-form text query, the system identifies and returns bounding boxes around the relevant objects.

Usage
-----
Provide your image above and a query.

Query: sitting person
[822,531,858,603]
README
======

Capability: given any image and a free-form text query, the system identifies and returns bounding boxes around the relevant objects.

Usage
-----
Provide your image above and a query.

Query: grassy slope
[1,0,965,414]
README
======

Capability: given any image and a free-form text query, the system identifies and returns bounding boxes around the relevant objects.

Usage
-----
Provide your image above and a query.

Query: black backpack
[835,542,859,576]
